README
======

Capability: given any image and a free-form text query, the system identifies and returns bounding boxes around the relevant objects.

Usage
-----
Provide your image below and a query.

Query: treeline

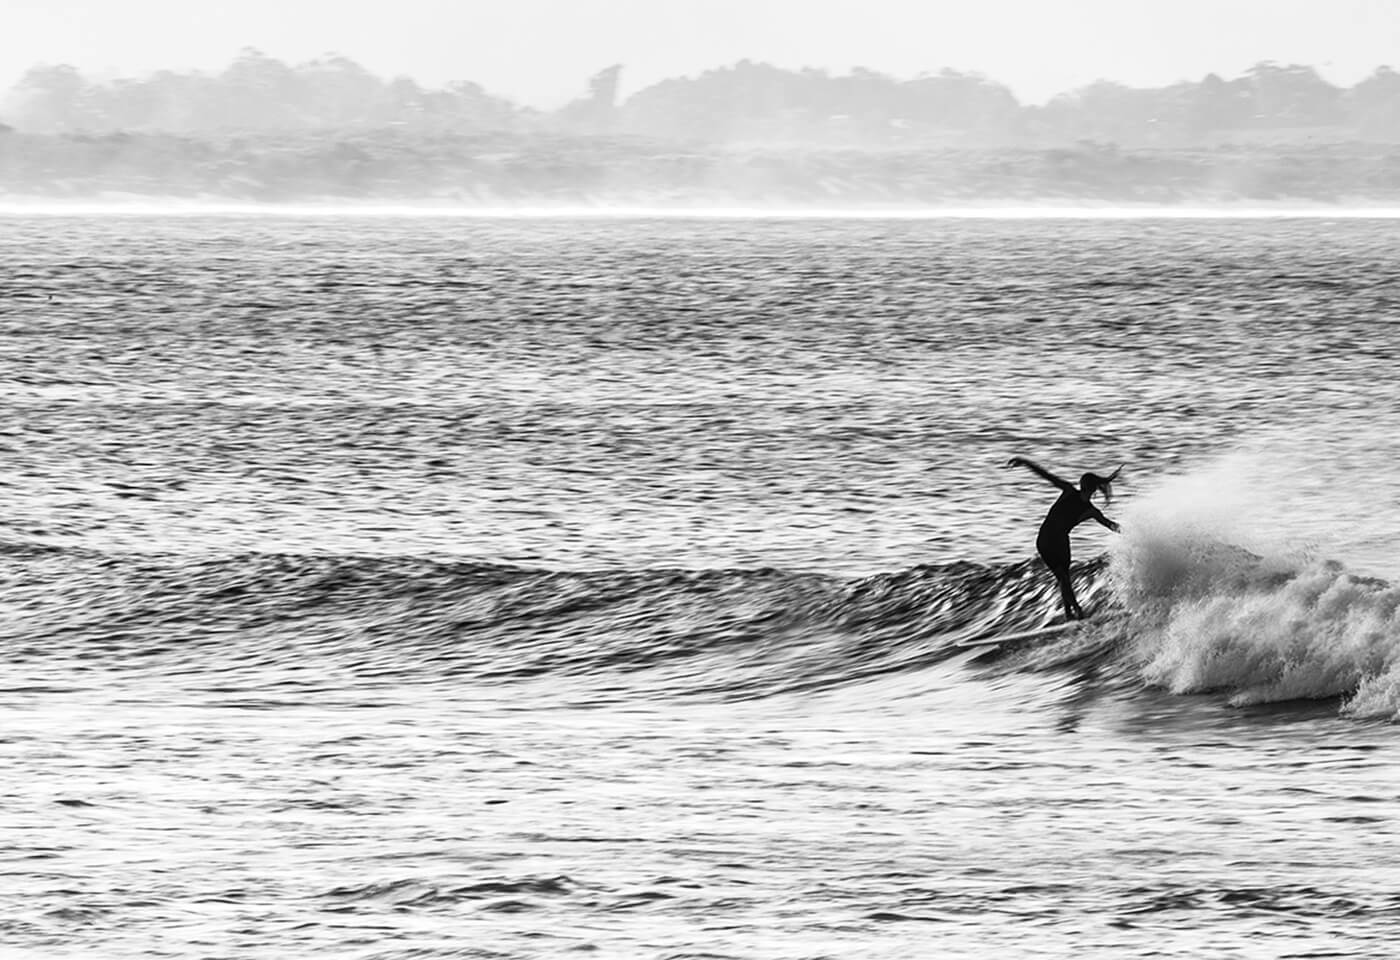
[6,51,1400,146]
[8,52,1400,204]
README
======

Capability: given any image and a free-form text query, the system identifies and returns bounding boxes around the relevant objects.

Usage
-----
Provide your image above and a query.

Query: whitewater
[2,213,1399,958]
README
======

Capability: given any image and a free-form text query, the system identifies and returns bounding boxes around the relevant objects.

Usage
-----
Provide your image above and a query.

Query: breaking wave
[1111,515,1400,720]
[1106,447,1400,720]
[3,471,1399,719]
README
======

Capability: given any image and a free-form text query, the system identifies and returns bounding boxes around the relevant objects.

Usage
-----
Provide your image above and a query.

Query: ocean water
[2,212,1400,959]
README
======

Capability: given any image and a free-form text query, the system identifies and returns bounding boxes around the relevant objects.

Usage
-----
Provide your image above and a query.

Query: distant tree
[138,70,219,131]
[589,65,622,110]
[1186,72,1254,134]
[554,65,623,133]
[824,66,898,136]
[899,69,1019,135]
[219,48,303,130]
[297,54,386,128]
[1247,61,1343,127]
[1347,66,1400,139]
[7,64,90,131]
[385,75,423,120]
[721,60,795,138]
[623,61,902,142]
[422,80,518,131]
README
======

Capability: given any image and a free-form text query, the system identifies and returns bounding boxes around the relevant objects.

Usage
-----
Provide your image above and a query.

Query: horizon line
[5,201,1400,219]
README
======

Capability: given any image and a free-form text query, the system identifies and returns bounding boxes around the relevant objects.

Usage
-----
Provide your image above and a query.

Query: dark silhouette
[1007,457,1122,621]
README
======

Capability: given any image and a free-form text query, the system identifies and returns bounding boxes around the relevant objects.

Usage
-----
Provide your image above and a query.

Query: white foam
[1108,437,1400,719]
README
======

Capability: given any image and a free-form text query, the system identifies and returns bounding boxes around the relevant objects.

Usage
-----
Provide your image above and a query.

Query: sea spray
[1108,447,1400,717]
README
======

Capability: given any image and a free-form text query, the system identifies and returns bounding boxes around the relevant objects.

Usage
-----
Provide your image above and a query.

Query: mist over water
[3,214,1400,958]
[1121,429,1400,581]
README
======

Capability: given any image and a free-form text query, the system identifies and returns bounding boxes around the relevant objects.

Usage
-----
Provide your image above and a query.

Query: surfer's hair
[1080,465,1123,503]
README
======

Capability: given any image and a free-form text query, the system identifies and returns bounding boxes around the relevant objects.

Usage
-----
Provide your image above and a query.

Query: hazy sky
[4,0,1398,105]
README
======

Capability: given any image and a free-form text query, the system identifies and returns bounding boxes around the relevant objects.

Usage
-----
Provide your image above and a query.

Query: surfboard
[957,621,1081,649]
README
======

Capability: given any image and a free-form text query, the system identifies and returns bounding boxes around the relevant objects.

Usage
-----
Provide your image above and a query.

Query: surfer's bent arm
[1006,457,1075,493]
[1085,504,1121,533]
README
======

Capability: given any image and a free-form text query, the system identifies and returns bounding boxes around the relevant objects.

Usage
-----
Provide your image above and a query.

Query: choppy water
[3,213,1400,958]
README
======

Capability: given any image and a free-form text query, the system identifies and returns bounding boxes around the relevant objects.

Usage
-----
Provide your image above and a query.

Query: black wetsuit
[1036,490,1109,619]
[1007,457,1120,620]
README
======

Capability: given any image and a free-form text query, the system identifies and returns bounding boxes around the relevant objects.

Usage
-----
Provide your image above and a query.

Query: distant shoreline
[7,200,1400,218]
[7,133,1400,208]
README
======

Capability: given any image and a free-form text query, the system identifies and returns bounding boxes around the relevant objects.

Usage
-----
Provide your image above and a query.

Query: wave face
[1,543,1115,703]
[11,523,1400,718]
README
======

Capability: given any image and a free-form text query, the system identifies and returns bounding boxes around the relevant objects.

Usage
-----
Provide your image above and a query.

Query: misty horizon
[5,52,1400,117]
[6,48,1400,208]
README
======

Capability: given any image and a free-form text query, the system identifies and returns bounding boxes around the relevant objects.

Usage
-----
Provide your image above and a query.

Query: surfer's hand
[1109,521,1121,533]
[1005,457,1024,468]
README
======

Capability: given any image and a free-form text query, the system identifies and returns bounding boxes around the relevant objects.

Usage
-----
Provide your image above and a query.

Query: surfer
[1005,457,1122,621]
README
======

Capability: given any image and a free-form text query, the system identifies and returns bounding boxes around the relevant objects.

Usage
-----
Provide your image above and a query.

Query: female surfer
[1006,457,1122,621]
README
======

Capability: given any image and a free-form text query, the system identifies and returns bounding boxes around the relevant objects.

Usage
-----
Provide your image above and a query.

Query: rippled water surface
[3,214,1400,958]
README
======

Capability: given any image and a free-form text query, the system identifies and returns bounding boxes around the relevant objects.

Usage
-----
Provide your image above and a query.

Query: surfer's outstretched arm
[1086,504,1121,533]
[1006,457,1075,493]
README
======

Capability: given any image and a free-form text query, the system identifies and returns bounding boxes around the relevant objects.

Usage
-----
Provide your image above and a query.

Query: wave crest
[1110,510,1400,718]
[0,549,1092,702]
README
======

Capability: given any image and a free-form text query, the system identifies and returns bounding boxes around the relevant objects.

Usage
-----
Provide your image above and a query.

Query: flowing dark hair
[1080,464,1123,504]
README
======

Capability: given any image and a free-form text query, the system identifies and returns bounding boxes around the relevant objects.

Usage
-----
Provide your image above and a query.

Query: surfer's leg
[1053,567,1083,620]
[1037,533,1080,620]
